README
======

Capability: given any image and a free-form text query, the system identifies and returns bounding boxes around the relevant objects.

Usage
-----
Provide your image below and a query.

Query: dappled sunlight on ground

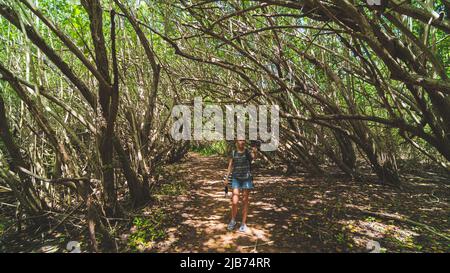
[145,153,449,253]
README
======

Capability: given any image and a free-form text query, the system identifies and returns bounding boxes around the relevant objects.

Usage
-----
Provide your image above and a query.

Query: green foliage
[364,216,377,223]
[191,141,228,156]
[127,210,166,252]
[158,182,187,196]
[0,216,9,239]
[0,222,4,236]
[384,235,424,252]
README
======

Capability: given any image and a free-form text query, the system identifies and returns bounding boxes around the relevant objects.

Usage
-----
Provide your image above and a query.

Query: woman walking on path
[223,139,258,232]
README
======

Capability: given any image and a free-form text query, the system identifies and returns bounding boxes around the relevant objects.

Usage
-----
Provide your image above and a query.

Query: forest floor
[1,153,449,252]
[126,153,450,253]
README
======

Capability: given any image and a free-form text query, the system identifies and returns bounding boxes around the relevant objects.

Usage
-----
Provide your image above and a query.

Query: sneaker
[227,219,236,231]
[239,224,248,233]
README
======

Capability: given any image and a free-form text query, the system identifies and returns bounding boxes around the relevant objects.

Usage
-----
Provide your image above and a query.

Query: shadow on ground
[145,153,449,253]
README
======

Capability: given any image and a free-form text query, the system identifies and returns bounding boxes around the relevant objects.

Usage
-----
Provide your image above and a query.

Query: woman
[223,138,258,232]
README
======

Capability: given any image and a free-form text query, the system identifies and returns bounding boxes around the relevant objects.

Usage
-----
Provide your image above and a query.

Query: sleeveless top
[232,149,252,181]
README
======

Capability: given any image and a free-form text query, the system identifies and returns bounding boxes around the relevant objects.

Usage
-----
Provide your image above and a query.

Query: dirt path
[152,153,304,253]
[150,153,449,253]
[153,154,292,252]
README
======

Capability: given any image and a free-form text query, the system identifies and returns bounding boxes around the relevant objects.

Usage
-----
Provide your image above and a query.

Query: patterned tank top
[232,149,252,181]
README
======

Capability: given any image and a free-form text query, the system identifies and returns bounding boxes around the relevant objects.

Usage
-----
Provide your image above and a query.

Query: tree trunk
[0,94,46,215]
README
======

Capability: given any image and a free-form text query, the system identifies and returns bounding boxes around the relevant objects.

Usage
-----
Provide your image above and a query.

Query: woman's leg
[231,188,240,221]
[241,189,250,225]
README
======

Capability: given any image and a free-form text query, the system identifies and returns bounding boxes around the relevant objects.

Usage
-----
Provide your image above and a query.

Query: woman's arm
[224,158,233,185]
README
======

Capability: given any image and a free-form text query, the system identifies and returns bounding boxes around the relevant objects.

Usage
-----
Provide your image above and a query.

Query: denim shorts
[231,177,254,190]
